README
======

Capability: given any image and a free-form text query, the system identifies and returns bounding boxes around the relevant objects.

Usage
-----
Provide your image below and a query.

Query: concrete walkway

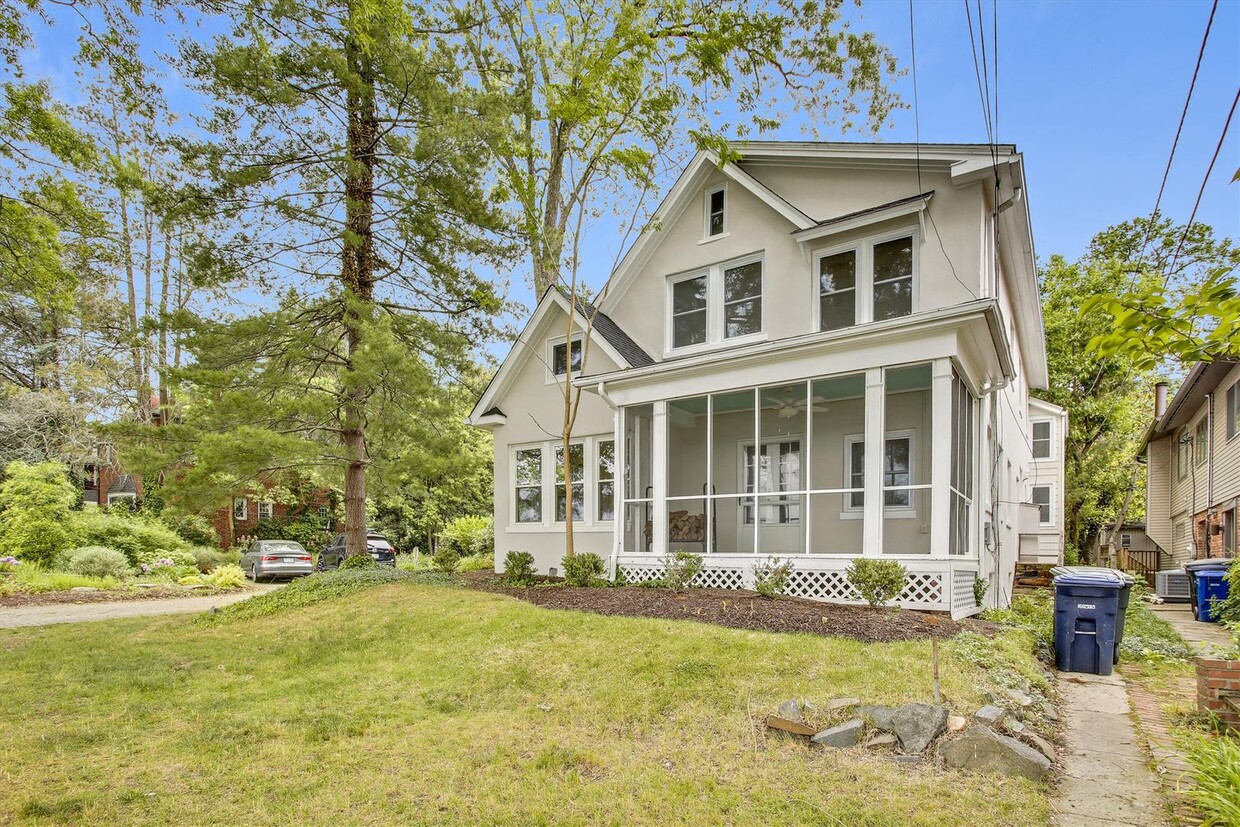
[1053,671,1167,827]
[0,584,282,629]
[1149,602,1234,654]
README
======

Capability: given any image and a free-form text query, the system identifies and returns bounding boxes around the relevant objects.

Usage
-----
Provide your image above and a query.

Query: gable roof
[467,289,650,426]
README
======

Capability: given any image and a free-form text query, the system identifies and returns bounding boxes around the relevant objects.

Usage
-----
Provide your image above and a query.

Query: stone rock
[888,704,949,754]
[858,705,897,732]
[947,715,968,733]
[1021,731,1056,762]
[892,755,923,766]
[777,699,803,722]
[1003,688,1034,708]
[939,725,1051,781]
[765,715,817,737]
[1005,719,1026,735]
[1042,706,1059,723]
[811,718,864,748]
[70,586,99,592]
[865,732,898,748]
[825,697,862,713]
[974,705,1007,726]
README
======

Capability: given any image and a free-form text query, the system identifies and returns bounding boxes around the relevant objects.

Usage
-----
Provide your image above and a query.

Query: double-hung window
[845,432,914,510]
[550,337,582,378]
[1195,418,1209,466]
[514,448,543,523]
[597,439,615,522]
[1031,485,1052,525]
[257,501,273,519]
[555,443,585,522]
[233,498,248,521]
[512,438,615,526]
[816,232,916,332]
[1228,382,1239,440]
[1177,429,1189,480]
[1032,420,1052,459]
[668,255,763,351]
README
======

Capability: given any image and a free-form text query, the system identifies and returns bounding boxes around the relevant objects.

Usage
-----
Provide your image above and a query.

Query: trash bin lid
[1050,566,1130,584]
[1053,572,1125,589]
[1184,557,1235,573]
[1198,570,1227,583]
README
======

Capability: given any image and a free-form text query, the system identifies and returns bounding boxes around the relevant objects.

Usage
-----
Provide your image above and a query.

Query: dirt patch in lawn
[464,571,995,643]
[0,585,243,608]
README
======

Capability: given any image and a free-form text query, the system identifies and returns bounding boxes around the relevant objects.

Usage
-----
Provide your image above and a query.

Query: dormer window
[705,184,726,238]
[873,236,913,320]
[550,337,583,377]
[815,230,917,332]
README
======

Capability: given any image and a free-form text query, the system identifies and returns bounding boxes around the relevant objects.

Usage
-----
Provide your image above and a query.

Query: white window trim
[814,243,862,332]
[107,492,137,506]
[1120,533,1132,549]
[1031,483,1054,526]
[701,182,728,242]
[1031,418,1054,461]
[810,226,919,333]
[1227,382,1239,441]
[508,436,616,530]
[1195,416,1209,467]
[257,501,273,519]
[665,252,766,357]
[842,429,917,519]
[233,498,248,521]
[317,504,331,519]
[544,333,584,385]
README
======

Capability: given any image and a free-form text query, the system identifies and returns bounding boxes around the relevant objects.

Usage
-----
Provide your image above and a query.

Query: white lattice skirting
[617,554,983,617]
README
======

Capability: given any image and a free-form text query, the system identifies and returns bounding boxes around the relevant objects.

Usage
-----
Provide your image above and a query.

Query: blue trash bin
[1196,570,1229,623]
[1050,566,1135,664]
[1053,573,1123,676]
[1185,558,1234,621]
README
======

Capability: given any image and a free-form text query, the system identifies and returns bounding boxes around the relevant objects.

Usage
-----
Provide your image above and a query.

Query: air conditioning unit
[1155,569,1191,603]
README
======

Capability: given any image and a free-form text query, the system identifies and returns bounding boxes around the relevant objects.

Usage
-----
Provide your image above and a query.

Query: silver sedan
[240,540,314,582]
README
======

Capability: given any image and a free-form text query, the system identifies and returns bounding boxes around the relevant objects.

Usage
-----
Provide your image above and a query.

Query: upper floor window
[550,337,583,377]
[816,232,915,332]
[1177,429,1189,480]
[1032,420,1052,459]
[1031,484,1052,525]
[233,498,248,521]
[257,501,273,519]
[1195,417,1209,466]
[705,185,726,238]
[1227,382,1239,441]
[668,255,763,351]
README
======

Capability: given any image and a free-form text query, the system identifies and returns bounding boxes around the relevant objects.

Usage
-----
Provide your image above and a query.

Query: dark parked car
[240,539,314,582]
[317,532,397,570]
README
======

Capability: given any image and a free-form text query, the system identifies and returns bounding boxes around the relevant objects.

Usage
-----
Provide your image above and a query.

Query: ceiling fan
[764,390,829,418]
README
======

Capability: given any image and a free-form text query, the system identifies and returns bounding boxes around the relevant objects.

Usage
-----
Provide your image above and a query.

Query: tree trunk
[340,19,378,558]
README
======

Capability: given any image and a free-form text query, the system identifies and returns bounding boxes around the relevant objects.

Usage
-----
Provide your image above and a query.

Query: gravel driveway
[0,583,285,629]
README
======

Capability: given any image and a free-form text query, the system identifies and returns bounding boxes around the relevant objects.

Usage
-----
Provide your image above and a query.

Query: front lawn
[0,582,1049,826]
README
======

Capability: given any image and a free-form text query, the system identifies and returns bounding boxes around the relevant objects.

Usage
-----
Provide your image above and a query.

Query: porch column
[610,405,622,578]
[862,367,884,557]
[651,400,668,556]
[930,359,953,558]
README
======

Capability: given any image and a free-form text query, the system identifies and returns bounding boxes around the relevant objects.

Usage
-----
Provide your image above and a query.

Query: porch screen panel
[949,371,976,556]
[623,404,653,553]
[667,397,708,552]
[809,373,865,554]
[882,363,932,554]
[711,389,756,553]
[756,383,807,555]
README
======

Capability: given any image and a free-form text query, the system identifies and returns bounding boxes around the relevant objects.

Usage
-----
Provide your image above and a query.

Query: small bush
[204,563,246,590]
[663,551,703,590]
[562,553,605,586]
[1184,733,1240,826]
[0,461,77,565]
[438,515,494,558]
[1063,546,1081,566]
[0,555,22,572]
[340,554,378,570]
[199,568,452,624]
[64,546,132,580]
[432,547,460,573]
[192,546,239,573]
[846,558,907,607]
[162,513,220,547]
[501,551,536,586]
[71,510,191,567]
[133,547,197,569]
[458,552,494,573]
[973,575,989,607]
[752,556,793,598]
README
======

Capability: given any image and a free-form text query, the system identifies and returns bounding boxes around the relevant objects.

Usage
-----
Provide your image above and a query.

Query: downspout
[597,381,620,580]
[980,378,1012,609]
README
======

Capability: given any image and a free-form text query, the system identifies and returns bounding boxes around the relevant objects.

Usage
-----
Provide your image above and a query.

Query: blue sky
[23,0,1240,324]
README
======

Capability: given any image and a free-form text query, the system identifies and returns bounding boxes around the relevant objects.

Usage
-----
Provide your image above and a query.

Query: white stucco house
[469,142,1065,617]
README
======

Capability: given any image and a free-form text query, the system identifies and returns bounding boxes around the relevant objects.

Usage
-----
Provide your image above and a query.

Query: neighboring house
[214,491,335,549]
[469,142,1062,617]
[1019,396,1068,565]
[1114,520,1165,583]
[1142,360,1240,565]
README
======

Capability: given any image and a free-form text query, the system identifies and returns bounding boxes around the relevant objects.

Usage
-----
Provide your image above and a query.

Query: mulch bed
[463,571,996,644]
[0,585,242,608]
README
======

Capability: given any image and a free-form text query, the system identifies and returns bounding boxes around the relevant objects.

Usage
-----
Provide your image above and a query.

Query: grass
[0,564,119,595]
[1184,734,1240,826]
[0,582,1050,826]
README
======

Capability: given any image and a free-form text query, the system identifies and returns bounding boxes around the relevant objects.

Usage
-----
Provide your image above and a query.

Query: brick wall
[1195,656,1240,730]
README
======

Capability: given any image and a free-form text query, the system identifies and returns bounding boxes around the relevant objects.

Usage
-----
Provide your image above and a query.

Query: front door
[737,440,802,554]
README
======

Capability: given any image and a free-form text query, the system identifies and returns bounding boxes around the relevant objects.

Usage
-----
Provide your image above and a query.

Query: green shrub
[1063,546,1081,566]
[562,553,605,586]
[1184,733,1240,826]
[70,510,191,567]
[199,568,452,624]
[340,554,378,570]
[438,515,494,558]
[204,563,246,590]
[458,552,494,573]
[162,513,220,547]
[501,551,536,586]
[752,556,793,598]
[845,558,907,607]
[192,546,239,573]
[64,546,132,580]
[253,515,332,550]
[0,562,119,594]
[663,551,703,590]
[432,547,460,573]
[973,575,989,607]
[0,461,77,565]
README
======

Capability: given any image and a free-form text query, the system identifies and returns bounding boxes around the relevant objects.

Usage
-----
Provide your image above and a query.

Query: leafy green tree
[156,0,506,556]
[0,460,77,563]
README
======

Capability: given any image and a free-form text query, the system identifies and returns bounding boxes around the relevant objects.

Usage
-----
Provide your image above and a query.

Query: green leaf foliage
[0,460,78,564]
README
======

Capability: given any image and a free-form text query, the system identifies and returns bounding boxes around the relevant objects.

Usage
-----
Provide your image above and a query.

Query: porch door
[737,440,802,553]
